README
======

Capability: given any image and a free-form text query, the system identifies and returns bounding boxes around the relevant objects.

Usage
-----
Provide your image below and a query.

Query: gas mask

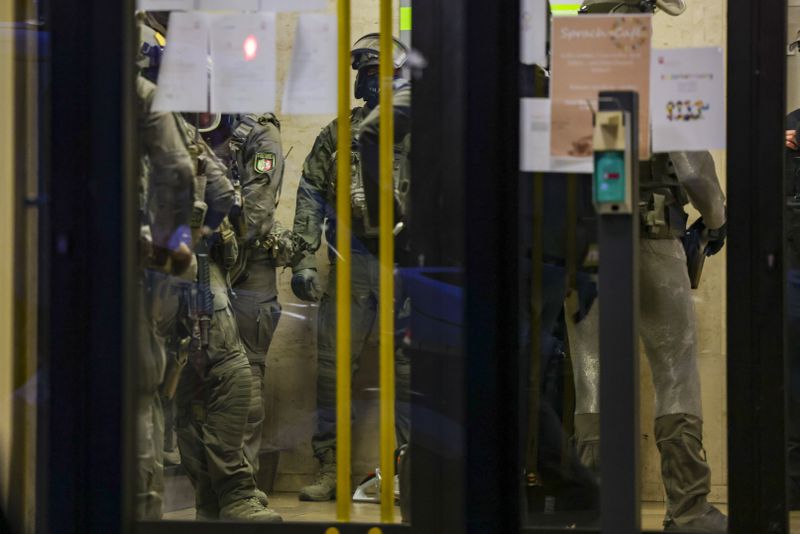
[355,67,381,109]
[351,33,409,108]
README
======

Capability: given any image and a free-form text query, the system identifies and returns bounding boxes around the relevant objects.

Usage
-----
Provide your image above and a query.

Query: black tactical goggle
[352,50,380,71]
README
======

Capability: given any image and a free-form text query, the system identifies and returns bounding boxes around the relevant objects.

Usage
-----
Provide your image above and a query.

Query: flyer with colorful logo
[650,47,726,152]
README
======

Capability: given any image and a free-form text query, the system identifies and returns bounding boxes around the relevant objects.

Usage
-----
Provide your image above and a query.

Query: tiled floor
[164,492,403,523]
[165,497,800,532]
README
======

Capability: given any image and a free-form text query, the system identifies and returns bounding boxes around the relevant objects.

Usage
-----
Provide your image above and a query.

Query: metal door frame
[39,0,137,530]
[521,2,791,534]
[38,0,794,533]
[726,1,789,533]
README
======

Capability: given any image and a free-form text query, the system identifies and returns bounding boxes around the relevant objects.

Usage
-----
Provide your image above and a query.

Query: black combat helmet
[579,0,686,15]
[351,33,409,107]
[351,33,409,71]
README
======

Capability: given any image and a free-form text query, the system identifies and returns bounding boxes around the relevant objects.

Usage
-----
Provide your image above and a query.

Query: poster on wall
[137,0,193,10]
[550,14,652,160]
[152,11,210,112]
[197,0,260,10]
[650,47,726,152]
[520,98,593,173]
[138,0,326,11]
[521,0,548,66]
[282,14,338,115]
[259,0,326,10]
[210,12,277,113]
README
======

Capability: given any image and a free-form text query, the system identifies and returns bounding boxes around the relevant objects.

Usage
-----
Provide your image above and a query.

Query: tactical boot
[196,508,218,521]
[663,506,727,532]
[656,414,727,532]
[299,463,337,502]
[219,497,283,522]
[574,413,601,477]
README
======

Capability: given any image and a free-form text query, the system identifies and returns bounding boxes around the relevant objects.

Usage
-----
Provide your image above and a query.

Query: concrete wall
[643,1,729,503]
[0,0,16,518]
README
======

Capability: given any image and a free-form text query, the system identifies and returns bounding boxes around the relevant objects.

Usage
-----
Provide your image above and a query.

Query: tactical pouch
[347,143,410,239]
[190,200,208,229]
[640,193,687,240]
[229,182,248,239]
[217,221,239,272]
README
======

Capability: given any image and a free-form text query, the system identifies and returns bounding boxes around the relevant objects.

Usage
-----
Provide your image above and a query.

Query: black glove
[291,268,322,302]
[688,218,727,257]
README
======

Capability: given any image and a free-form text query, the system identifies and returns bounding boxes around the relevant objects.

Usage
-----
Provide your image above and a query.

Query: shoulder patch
[254,152,276,174]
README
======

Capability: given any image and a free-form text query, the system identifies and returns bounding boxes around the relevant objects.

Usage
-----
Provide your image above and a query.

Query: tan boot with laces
[219,497,283,522]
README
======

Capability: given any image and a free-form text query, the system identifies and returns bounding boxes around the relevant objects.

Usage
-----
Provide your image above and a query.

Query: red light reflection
[243,35,258,61]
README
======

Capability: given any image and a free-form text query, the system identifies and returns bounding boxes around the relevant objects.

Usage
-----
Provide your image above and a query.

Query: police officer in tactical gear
[570,2,728,531]
[170,117,283,522]
[199,110,292,485]
[785,105,800,510]
[290,34,412,502]
[135,15,194,520]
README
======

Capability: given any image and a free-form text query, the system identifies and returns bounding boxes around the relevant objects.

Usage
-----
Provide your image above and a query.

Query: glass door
[520,2,729,532]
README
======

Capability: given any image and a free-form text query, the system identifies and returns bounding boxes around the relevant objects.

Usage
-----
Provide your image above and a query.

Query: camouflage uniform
[292,101,412,500]
[136,74,194,520]
[173,123,281,522]
[208,113,285,475]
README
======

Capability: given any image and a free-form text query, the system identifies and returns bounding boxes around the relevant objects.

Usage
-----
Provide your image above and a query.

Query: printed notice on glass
[520,98,593,173]
[260,0,326,11]
[650,47,725,152]
[197,0,259,10]
[521,0,547,66]
[153,12,210,113]
[210,13,277,113]
[550,15,652,160]
[282,14,337,115]
[136,0,193,10]
[197,0,326,11]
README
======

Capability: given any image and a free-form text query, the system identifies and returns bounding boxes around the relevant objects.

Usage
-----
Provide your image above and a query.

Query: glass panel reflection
[522,1,728,531]
[135,4,421,525]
